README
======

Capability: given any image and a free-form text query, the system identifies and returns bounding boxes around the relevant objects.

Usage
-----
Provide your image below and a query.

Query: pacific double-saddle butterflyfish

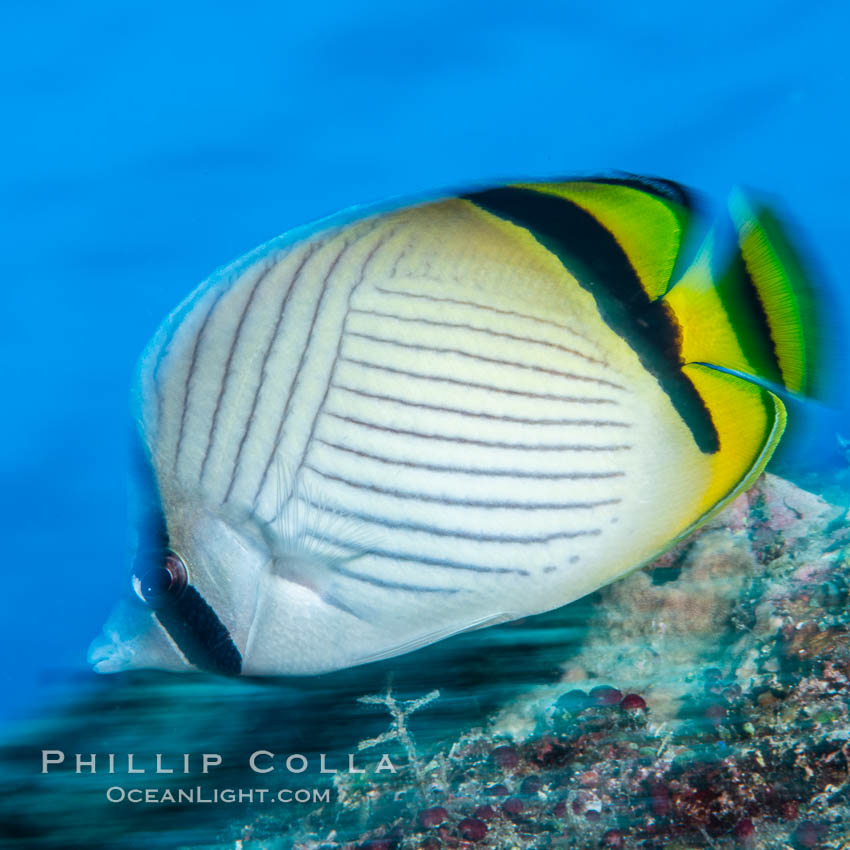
[88,175,824,675]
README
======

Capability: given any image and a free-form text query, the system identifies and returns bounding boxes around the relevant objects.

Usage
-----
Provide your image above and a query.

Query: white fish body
[89,179,815,675]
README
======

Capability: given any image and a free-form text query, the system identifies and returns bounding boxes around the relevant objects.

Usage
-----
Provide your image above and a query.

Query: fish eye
[132,552,188,608]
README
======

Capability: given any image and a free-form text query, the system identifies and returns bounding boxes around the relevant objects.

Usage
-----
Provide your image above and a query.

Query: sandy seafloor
[2,464,849,849]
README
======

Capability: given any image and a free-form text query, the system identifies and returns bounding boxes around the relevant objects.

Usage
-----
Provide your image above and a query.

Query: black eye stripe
[155,586,242,676]
[132,438,241,674]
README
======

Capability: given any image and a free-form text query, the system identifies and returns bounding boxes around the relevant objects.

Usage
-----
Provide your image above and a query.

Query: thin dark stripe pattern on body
[174,286,231,470]
[199,261,278,484]
[303,462,622,510]
[348,306,608,366]
[321,411,632,452]
[250,240,356,510]
[330,383,630,427]
[222,245,319,504]
[315,437,627,479]
[346,330,627,390]
[160,213,631,595]
[339,356,621,404]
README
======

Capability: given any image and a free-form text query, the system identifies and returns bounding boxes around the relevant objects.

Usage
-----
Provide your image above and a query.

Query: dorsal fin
[513,175,697,299]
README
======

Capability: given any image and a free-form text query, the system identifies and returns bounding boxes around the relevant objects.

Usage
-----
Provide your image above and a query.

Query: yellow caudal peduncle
[679,364,786,527]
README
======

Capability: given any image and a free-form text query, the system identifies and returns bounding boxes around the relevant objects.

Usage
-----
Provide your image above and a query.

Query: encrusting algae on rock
[268,472,850,850]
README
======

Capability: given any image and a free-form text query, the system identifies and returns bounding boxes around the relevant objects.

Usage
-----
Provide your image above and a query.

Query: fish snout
[87,629,136,673]
[87,596,192,673]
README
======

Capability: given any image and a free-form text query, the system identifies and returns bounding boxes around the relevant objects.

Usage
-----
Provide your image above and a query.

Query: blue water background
[1,0,848,727]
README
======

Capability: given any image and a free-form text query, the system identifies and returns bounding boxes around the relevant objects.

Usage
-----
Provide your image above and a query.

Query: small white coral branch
[357,685,440,800]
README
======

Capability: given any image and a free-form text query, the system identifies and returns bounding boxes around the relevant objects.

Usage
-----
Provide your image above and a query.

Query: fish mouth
[87,631,135,674]
[87,596,193,674]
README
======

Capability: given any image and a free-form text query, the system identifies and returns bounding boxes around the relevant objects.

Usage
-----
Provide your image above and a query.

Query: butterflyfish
[88,175,823,676]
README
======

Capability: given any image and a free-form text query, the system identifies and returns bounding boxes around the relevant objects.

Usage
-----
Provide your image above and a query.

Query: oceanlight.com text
[105,786,332,804]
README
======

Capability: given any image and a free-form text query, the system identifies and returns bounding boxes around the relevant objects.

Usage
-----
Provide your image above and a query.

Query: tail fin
[663,190,821,400]
[660,190,829,519]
